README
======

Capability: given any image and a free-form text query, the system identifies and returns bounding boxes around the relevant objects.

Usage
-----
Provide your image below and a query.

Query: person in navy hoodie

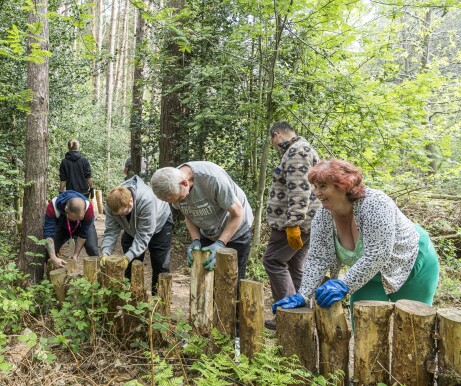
[44,190,99,269]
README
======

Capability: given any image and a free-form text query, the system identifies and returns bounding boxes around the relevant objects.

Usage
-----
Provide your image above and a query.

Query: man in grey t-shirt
[151,161,253,280]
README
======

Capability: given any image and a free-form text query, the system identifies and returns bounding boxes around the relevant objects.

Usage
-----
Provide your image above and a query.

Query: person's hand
[272,292,306,314]
[286,226,303,250]
[314,279,349,308]
[202,240,225,271]
[70,254,78,260]
[51,257,67,269]
[187,239,201,267]
[89,188,95,199]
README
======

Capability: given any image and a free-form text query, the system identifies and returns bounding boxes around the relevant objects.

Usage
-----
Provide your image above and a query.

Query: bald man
[44,190,99,268]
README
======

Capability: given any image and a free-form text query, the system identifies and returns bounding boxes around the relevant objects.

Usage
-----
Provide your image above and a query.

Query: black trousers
[49,223,99,258]
[121,216,173,294]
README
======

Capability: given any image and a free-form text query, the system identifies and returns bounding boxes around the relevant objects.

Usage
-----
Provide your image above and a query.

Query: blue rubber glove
[202,240,225,271]
[314,279,349,308]
[272,292,306,314]
[187,240,201,267]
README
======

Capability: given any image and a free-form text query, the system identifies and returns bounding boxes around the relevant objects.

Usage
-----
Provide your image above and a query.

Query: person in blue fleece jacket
[44,190,99,268]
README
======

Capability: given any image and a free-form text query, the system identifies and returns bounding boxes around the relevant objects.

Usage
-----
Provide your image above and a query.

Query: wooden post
[102,255,126,289]
[353,301,394,385]
[49,268,67,303]
[83,256,99,282]
[96,189,104,215]
[315,301,350,384]
[392,300,436,386]
[276,307,317,371]
[190,250,214,337]
[130,260,146,301]
[66,258,77,275]
[213,247,238,337]
[239,279,264,359]
[437,308,461,386]
[157,273,173,317]
[91,195,99,216]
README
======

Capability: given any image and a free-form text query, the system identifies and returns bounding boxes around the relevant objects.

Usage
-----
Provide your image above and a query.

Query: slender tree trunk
[129,6,146,175]
[105,0,118,179]
[18,0,49,283]
[93,0,102,104]
[116,0,129,108]
[121,3,134,122]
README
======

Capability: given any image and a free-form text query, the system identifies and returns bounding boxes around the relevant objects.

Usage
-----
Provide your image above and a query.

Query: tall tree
[129,5,146,175]
[18,0,50,283]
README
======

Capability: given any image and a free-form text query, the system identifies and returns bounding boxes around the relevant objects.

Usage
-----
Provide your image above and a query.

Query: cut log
[130,260,146,301]
[315,301,350,385]
[437,308,461,386]
[353,301,394,385]
[83,256,99,282]
[66,258,77,275]
[91,195,99,215]
[213,247,238,337]
[239,279,264,359]
[190,250,214,337]
[102,255,126,290]
[276,307,317,371]
[96,189,104,214]
[392,300,436,386]
[49,268,67,303]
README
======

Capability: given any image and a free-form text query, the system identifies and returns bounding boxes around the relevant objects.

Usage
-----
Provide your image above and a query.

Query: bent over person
[101,176,173,294]
[151,161,253,280]
[44,191,99,269]
[272,159,440,327]
[263,121,321,330]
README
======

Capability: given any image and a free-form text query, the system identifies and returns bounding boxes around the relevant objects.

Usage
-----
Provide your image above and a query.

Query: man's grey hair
[269,121,296,137]
[151,167,183,201]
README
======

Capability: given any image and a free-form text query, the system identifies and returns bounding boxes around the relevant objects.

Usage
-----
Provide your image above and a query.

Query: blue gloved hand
[271,292,306,314]
[314,279,349,308]
[187,239,201,267]
[202,240,225,271]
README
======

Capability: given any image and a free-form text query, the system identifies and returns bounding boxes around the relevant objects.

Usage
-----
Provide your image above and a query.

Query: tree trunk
[129,5,146,176]
[92,0,102,104]
[105,0,118,180]
[17,0,49,283]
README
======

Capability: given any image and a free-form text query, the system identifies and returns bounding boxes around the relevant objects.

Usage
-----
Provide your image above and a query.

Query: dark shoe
[264,319,276,331]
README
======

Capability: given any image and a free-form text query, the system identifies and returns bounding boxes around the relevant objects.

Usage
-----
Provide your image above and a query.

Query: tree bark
[129,5,146,176]
[18,0,49,283]
[437,308,461,386]
[92,0,102,104]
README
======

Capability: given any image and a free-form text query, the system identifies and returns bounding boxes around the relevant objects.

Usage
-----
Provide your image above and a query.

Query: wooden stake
[354,301,393,385]
[239,279,264,359]
[437,308,461,386]
[276,307,317,371]
[91,195,99,216]
[66,258,77,275]
[315,301,350,384]
[392,300,436,386]
[157,273,173,317]
[213,247,238,337]
[49,268,67,303]
[95,189,104,215]
[83,256,99,282]
[190,250,214,337]
[103,255,126,290]
[130,260,146,301]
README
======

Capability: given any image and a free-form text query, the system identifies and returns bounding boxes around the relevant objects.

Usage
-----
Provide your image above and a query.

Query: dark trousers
[50,223,99,257]
[121,216,173,294]
[200,229,252,281]
[262,228,311,302]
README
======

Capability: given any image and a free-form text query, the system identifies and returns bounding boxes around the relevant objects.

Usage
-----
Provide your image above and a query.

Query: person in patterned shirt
[272,159,439,326]
[262,121,321,330]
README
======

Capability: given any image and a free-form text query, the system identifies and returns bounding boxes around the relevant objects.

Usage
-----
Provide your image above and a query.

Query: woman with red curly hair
[272,159,439,320]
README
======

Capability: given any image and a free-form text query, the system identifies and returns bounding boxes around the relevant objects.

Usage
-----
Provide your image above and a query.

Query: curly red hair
[308,159,365,201]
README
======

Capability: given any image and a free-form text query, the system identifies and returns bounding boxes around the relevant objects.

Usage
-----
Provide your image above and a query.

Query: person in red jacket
[44,190,98,268]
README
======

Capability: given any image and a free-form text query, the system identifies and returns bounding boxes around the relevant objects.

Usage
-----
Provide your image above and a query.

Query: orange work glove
[286,226,303,250]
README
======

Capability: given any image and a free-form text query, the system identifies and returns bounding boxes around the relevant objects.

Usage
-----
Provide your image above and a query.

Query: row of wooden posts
[49,248,461,386]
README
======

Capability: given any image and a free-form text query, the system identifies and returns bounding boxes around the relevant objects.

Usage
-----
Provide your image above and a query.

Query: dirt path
[59,213,274,322]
